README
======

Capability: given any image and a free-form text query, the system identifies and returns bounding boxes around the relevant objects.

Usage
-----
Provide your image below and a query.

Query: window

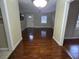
[41,16,47,23]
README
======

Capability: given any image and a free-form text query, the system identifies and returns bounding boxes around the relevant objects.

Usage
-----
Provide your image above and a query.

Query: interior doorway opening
[63,1,79,59]
[19,0,56,36]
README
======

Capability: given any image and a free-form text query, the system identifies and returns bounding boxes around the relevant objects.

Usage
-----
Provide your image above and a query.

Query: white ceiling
[19,0,56,13]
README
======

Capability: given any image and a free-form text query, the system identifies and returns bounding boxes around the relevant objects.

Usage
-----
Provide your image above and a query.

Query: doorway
[63,1,79,59]
[26,15,34,28]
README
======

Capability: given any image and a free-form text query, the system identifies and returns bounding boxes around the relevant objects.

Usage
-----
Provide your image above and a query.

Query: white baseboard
[64,37,79,39]
[53,36,62,46]
[65,49,73,59]
[0,48,9,50]
[13,37,22,51]
[5,37,23,59]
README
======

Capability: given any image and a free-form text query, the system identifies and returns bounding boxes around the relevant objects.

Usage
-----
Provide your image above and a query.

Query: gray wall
[65,1,79,39]
[21,18,26,31]
[0,6,8,48]
[0,9,2,16]
[21,12,55,30]
[0,23,8,48]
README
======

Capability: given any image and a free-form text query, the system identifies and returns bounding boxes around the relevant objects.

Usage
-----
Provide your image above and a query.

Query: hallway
[8,28,71,59]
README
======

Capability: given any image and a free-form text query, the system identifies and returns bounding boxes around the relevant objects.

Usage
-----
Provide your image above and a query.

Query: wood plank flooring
[64,39,79,59]
[8,28,71,59]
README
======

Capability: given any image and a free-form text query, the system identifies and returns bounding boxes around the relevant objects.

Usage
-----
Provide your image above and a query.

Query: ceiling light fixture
[33,0,47,8]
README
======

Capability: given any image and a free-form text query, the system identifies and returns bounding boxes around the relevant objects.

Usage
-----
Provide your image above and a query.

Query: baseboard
[53,36,62,46]
[0,37,22,59]
[64,37,79,39]
[0,48,9,50]
[65,49,73,59]
[63,47,74,59]
[6,37,22,59]
[26,26,53,28]
[13,37,22,51]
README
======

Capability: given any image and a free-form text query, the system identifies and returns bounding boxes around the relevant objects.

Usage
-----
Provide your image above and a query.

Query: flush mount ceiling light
[33,0,47,8]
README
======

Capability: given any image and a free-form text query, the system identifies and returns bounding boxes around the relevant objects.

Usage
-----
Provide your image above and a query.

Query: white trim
[0,37,22,59]
[53,36,62,46]
[60,1,70,46]
[65,37,79,39]
[1,0,14,50]
[65,50,73,59]
[0,50,13,59]
[4,0,14,50]
[53,36,74,59]
[13,37,22,50]
[66,0,74,3]
[0,48,9,50]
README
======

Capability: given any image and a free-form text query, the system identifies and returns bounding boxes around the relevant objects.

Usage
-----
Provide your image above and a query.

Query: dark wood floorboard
[8,28,71,59]
[64,39,79,59]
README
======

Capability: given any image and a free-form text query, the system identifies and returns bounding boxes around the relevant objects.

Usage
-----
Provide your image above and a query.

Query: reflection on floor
[9,28,71,59]
[64,39,79,59]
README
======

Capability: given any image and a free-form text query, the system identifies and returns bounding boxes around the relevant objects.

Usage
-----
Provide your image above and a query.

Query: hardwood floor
[8,28,71,59]
[64,39,79,59]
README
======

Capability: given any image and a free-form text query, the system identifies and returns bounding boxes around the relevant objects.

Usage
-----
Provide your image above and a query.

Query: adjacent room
[19,0,55,31]
[64,1,79,59]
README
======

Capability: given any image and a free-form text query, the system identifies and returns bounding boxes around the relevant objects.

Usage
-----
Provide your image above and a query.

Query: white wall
[53,0,70,46]
[1,0,22,50]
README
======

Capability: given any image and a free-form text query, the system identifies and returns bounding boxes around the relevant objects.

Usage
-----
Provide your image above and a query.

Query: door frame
[0,0,14,50]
